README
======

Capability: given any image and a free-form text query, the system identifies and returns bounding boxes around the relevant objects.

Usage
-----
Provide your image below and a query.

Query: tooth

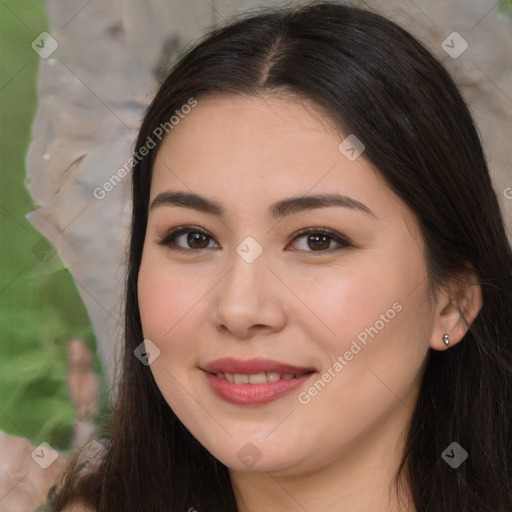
[217,372,225,379]
[234,373,249,384]
[266,372,281,383]
[248,373,267,384]
[281,373,294,380]
[224,373,234,383]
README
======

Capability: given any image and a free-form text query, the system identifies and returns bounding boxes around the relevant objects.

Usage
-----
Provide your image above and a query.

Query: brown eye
[187,232,210,249]
[289,228,351,253]
[306,234,331,251]
[158,226,220,252]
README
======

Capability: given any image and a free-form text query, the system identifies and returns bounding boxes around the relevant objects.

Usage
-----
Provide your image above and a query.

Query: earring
[443,334,450,346]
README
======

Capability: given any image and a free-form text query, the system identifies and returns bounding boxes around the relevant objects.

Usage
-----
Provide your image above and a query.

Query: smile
[201,358,316,406]
[215,371,299,384]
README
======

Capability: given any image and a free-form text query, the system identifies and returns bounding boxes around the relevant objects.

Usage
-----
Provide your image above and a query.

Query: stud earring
[443,333,450,346]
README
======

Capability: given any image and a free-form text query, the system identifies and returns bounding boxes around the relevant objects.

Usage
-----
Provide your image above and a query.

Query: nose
[212,250,287,339]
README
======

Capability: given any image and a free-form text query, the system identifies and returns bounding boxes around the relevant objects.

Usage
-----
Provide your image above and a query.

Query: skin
[138,94,482,512]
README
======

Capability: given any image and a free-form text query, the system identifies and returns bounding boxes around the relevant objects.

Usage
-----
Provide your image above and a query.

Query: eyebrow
[150,190,375,218]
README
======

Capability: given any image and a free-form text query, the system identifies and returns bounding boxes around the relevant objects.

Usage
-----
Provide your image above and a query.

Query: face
[138,94,436,476]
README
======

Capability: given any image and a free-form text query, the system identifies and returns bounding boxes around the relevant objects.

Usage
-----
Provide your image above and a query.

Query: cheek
[138,245,203,325]
[137,253,203,362]
[294,245,431,382]
[291,263,430,447]
[290,262,407,352]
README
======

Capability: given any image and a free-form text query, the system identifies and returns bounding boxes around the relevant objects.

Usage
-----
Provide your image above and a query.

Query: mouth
[212,371,312,384]
[201,357,316,406]
[202,356,316,375]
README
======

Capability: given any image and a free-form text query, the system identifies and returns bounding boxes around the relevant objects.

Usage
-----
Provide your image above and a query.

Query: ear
[429,269,483,351]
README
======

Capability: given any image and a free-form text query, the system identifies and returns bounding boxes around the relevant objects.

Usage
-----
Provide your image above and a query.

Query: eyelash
[157,225,352,255]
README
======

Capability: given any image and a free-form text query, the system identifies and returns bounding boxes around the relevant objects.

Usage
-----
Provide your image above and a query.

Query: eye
[288,227,351,253]
[157,226,220,252]
[157,226,351,254]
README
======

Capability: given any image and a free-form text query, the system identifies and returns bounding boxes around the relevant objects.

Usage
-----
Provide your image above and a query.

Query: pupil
[308,234,330,251]
[188,232,208,249]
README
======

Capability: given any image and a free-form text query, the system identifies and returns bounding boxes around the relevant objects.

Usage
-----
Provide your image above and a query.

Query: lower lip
[203,371,314,406]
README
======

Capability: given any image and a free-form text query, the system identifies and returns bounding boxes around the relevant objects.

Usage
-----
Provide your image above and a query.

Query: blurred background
[0,0,98,451]
[1,0,511,454]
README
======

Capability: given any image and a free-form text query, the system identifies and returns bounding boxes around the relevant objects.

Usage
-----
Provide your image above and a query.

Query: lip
[201,357,316,406]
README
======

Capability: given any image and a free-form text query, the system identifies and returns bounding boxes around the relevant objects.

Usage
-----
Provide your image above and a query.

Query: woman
[50,2,512,511]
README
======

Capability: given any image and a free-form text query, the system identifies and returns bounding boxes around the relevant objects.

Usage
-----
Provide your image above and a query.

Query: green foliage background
[0,0,98,450]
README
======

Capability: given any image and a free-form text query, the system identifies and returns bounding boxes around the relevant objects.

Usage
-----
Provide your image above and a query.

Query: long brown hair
[51,2,512,510]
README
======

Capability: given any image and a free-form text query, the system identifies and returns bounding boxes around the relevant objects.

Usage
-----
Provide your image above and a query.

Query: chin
[203,439,308,475]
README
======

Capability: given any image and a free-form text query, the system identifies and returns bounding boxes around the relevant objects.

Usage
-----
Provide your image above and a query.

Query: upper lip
[202,357,315,375]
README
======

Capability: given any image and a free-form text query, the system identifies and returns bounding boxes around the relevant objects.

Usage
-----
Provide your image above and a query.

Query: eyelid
[157,225,352,253]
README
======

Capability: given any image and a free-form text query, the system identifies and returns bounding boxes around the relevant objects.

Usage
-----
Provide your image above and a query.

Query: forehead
[150,94,403,221]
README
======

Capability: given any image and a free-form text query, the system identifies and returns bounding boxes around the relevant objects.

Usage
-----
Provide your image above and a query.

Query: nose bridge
[212,242,287,337]
[221,245,271,310]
